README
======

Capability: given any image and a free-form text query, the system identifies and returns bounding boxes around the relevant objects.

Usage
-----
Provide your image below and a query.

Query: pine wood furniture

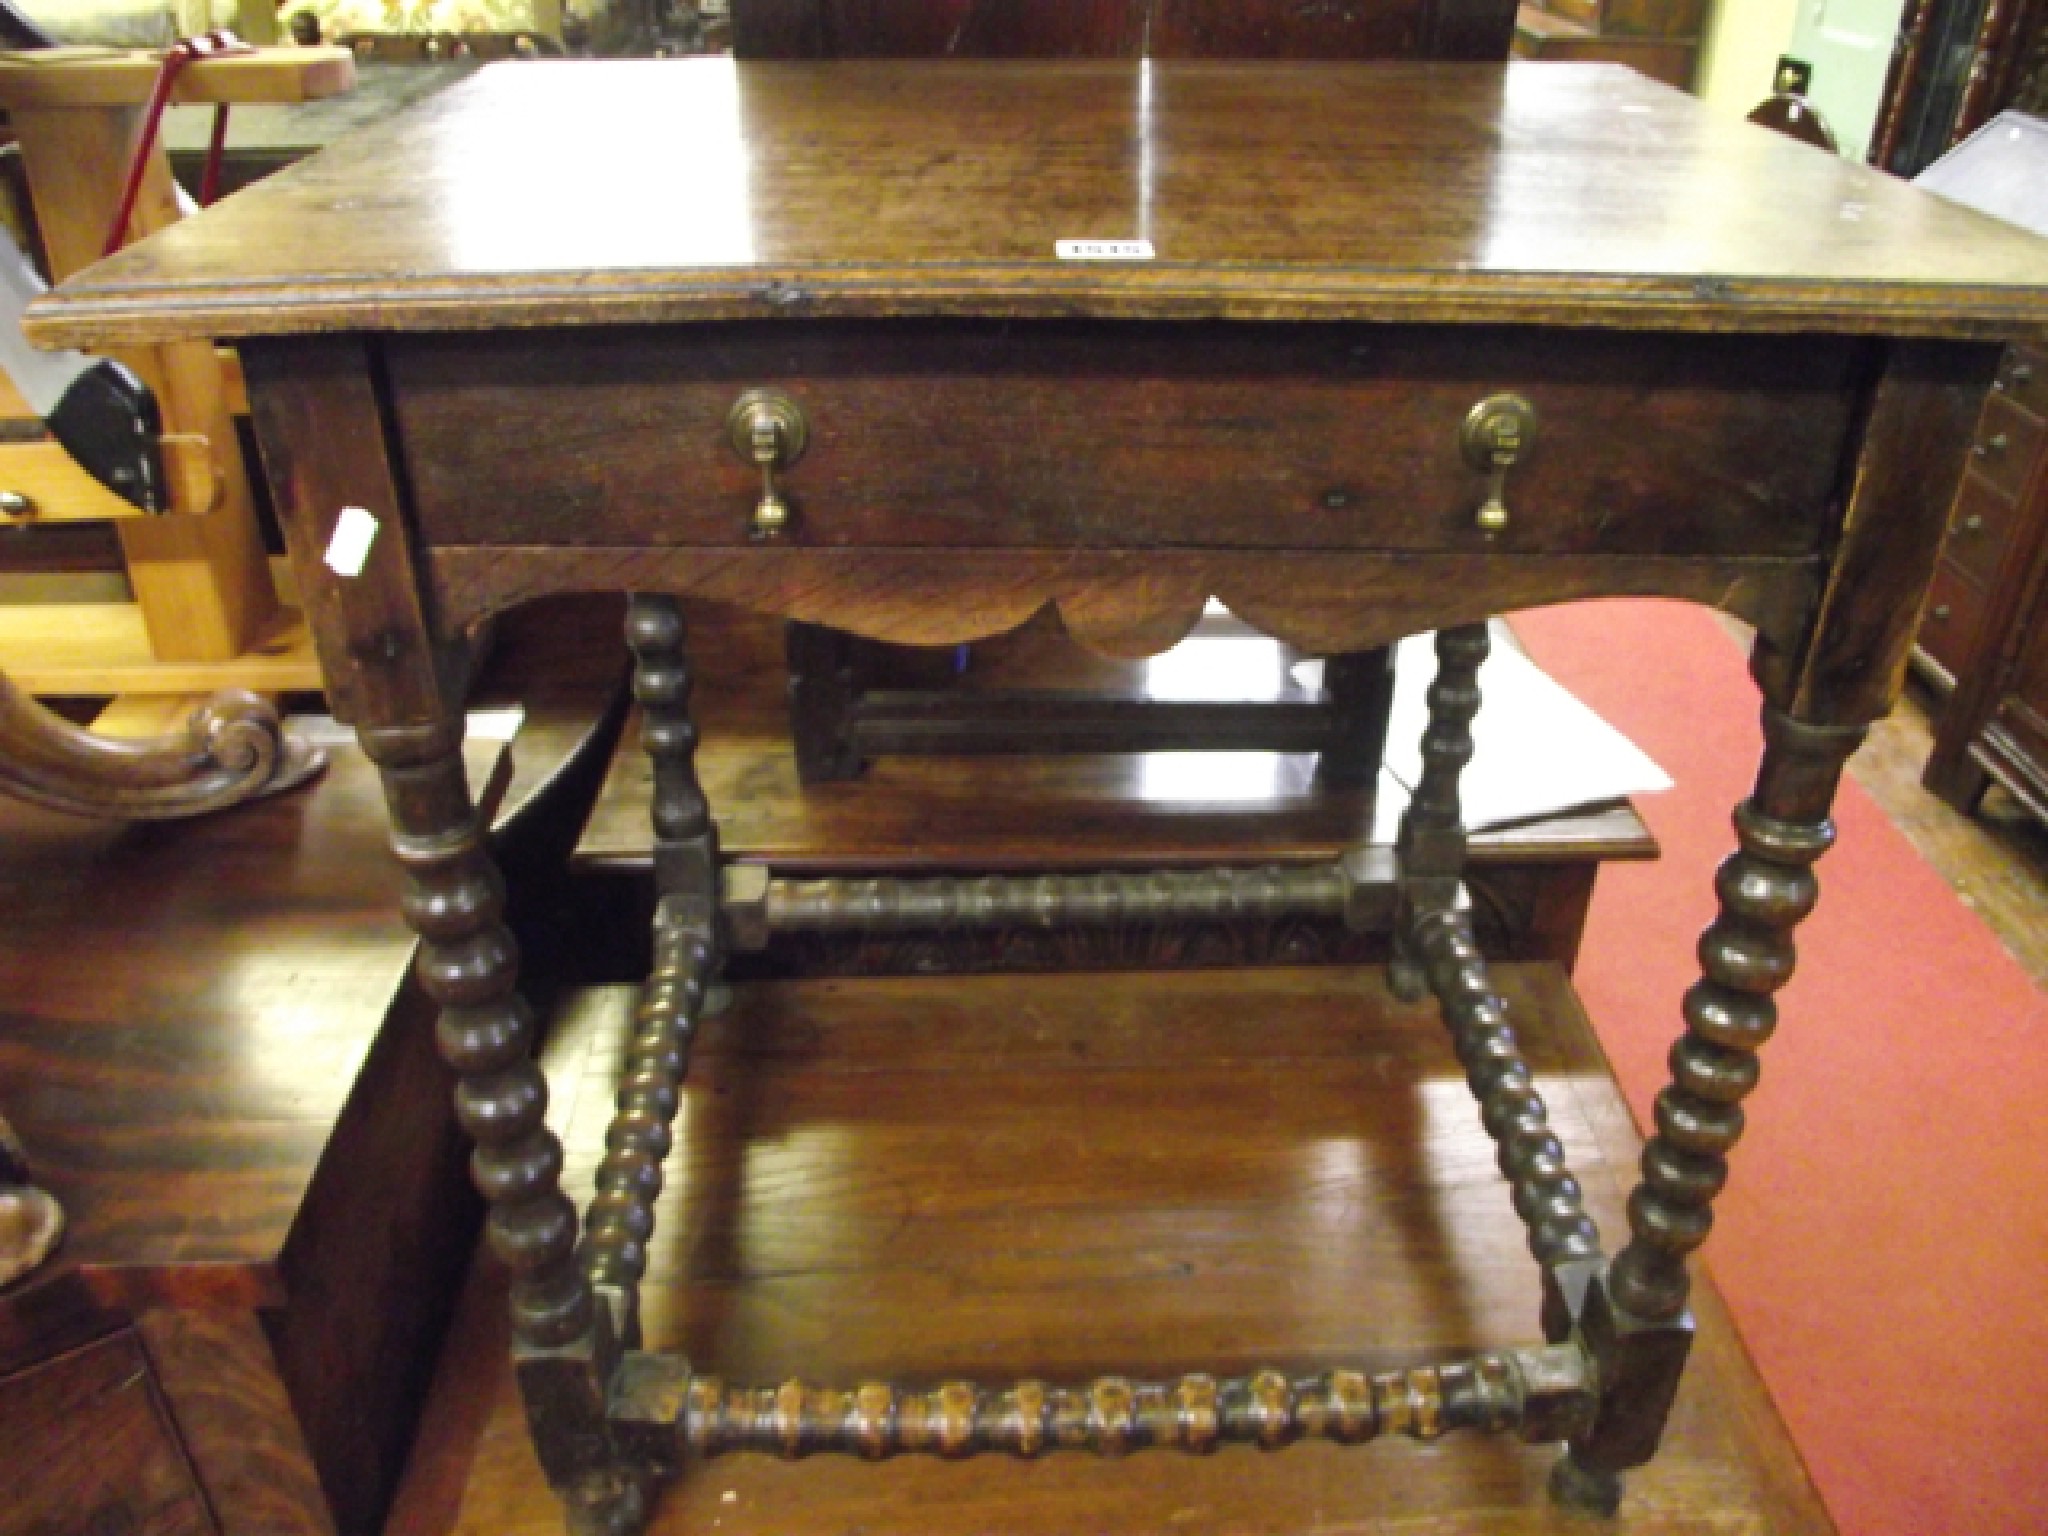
[32,58,2048,1535]
[0,45,354,698]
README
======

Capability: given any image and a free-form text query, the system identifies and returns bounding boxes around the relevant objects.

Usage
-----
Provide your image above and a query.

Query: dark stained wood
[1577,709,1867,1491]
[429,545,1824,662]
[1746,93,1840,152]
[725,0,1499,792]
[138,1311,336,1536]
[66,58,2048,1530]
[1753,341,2000,728]
[389,323,1856,558]
[383,968,1835,1535]
[0,667,326,819]
[29,64,2048,349]
[0,739,498,1357]
[0,1328,214,1536]
[242,335,461,728]
[0,597,629,1533]
[731,0,1522,61]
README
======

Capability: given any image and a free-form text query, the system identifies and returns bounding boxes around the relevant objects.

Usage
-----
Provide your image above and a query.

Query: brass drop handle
[1459,394,1538,535]
[726,388,808,539]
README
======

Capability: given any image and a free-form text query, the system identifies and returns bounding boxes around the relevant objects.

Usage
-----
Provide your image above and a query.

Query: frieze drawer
[389,322,1859,557]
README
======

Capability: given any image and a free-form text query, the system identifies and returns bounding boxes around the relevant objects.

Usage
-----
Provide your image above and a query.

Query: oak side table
[33,58,2048,1536]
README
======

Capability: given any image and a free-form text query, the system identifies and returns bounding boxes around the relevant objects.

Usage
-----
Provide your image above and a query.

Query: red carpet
[1512,601,2048,1536]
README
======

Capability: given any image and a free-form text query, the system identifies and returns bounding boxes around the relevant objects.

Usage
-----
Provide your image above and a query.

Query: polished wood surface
[392,323,1854,554]
[30,62,2048,348]
[81,58,2041,1529]
[385,968,1834,1535]
[0,597,626,1533]
[0,1329,212,1536]
[731,0,1520,60]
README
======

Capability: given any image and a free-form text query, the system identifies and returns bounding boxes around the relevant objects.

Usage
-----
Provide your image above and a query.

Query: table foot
[563,1469,651,1536]
[1549,1449,1623,1515]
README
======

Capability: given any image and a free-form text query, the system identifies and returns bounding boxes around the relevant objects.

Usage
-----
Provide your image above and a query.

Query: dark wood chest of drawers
[1922,341,2048,820]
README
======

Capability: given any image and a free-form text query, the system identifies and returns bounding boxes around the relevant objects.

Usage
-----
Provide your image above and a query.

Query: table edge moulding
[29,57,2048,1536]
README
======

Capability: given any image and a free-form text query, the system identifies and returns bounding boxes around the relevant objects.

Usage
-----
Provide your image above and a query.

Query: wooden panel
[31,63,2048,349]
[729,0,1515,59]
[1995,341,2047,416]
[0,45,355,109]
[1919,561,1985,679]
[1943,468,2024,589]
[384,968,1834,1535]
[0,738,499,1354]
[1970,389,2046,501]
[137,1312,336,1536]
[0,1329,215,1536]
[10,100,277,664]
[391,323,1854,558]
[1989,594,2048,795]
[0,440,152,522]
[0,601,319,695]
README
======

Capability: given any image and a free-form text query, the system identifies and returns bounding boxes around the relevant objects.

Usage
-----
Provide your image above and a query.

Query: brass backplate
[726,387,809,467]
[1458,393,1538,471]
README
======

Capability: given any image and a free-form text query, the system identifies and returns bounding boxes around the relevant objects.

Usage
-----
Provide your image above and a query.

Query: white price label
[1056,239,1156,262]
[324,504,380,578]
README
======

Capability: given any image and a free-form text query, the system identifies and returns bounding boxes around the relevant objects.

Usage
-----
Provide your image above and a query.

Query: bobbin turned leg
[361,718,645,1535]
[1391,622,1604,1324]
[1389,624,1488,1000]
[1553,707,1865,1510]
[579,595,722,1346]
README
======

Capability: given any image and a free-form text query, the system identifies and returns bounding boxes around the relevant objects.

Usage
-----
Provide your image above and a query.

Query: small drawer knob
[1972,433,2009,459]
[0,491,34,519]
[1931,603,1952,622]
[1459,394,1538,535]
[726,388,808,540]
[1960,514,1985,534]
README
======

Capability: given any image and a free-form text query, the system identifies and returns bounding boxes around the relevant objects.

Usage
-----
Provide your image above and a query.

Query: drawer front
[1992,601,2048,787]
[0,1329,215,1536]
[391,323,1855,557]
[1918,562,1986,681]
[1992,342,2047,419]
[1942,469,2023,590]
[1968,392,2045,502]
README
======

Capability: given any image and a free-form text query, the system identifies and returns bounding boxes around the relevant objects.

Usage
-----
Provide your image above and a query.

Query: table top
[29,59,2048,349]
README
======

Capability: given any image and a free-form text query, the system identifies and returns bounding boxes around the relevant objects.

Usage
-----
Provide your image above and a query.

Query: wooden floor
[1855,680,2048,987]
[386,966,1832,1536]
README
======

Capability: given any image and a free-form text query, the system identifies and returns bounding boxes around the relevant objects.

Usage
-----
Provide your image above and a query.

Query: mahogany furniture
[1920,331,2048,821]
[1913,112,2048,826]
[32,58,2048,1536]
[0,598,625,1536]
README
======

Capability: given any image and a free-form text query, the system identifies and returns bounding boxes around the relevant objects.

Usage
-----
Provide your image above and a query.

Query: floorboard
[387,965,1833,1536]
